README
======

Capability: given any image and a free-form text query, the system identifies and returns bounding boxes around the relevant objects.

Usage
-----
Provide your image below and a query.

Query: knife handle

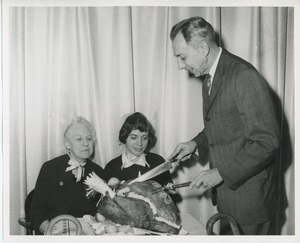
[168,158,179,163]
[173,181,192,189]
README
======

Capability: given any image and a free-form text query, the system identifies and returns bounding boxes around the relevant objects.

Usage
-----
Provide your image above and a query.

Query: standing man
[168,17,280,235]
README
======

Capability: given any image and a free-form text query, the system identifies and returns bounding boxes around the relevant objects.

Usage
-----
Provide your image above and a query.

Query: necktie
[206,74,212,95]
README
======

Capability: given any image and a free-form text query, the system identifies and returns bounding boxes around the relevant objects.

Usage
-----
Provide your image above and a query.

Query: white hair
[63,116,96,143]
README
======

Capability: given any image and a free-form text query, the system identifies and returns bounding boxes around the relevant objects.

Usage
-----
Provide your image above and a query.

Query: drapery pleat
[6,6,294,235]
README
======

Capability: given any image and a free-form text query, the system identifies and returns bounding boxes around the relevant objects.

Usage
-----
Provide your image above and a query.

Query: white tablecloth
[180,212,206,235]
[51,213,206,235]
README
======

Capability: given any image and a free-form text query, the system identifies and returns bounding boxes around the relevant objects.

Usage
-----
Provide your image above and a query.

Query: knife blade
[128,160,174,185]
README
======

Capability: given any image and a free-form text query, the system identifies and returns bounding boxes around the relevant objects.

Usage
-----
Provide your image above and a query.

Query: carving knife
[128,159,176,185]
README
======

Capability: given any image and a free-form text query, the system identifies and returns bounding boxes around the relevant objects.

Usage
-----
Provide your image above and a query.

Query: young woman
[104,112,172,187]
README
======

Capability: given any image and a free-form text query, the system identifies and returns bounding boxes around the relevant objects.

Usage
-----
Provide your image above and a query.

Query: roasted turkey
[84,172,181,234]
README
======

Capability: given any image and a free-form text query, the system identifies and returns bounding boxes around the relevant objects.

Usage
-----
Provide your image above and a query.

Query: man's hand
[168,140,197,162]
[189,168,223,192]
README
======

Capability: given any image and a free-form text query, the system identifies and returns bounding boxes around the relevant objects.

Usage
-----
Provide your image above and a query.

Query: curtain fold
[278,7,294,235]
[9,7,27,236]
[7,6,294,235]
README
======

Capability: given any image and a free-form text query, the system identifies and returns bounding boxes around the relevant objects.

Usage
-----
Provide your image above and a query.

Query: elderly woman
[29,116,107,234]
[104,112,173,186]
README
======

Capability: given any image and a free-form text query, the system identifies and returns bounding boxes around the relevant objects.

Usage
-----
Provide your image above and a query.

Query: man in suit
[168,17,280,235]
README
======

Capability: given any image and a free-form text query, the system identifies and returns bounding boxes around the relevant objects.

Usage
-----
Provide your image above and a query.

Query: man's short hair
[170,16,216,45]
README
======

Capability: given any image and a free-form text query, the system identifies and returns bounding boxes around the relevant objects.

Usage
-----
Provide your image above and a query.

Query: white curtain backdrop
[6,6,294,235]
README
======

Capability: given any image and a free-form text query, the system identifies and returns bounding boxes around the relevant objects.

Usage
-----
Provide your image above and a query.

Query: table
[180,213,206,235]
[51,213,206,235]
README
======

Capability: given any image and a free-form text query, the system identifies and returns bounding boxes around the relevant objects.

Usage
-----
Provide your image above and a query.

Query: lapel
[58,155,74,201]
[204,49,229,116]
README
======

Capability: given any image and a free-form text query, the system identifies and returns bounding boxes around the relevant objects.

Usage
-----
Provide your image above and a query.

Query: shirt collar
[209,47,222,80]
[121,152,150,170]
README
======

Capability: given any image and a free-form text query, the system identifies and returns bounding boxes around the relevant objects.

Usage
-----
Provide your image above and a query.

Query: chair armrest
[18,218,33,228]
[206,212,240,235]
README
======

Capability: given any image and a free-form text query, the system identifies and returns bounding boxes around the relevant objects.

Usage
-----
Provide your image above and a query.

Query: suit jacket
[104,152,173,186]
[193,49,280,225]
[29,154,107,231]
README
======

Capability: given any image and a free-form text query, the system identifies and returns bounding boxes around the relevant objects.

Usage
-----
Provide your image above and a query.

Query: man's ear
[200,41,210,56]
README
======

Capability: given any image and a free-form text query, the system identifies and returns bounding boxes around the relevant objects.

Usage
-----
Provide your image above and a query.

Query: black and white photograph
[1,0,299,242]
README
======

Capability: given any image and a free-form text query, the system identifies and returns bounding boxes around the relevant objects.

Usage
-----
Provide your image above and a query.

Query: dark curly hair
[119,112,155,146]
